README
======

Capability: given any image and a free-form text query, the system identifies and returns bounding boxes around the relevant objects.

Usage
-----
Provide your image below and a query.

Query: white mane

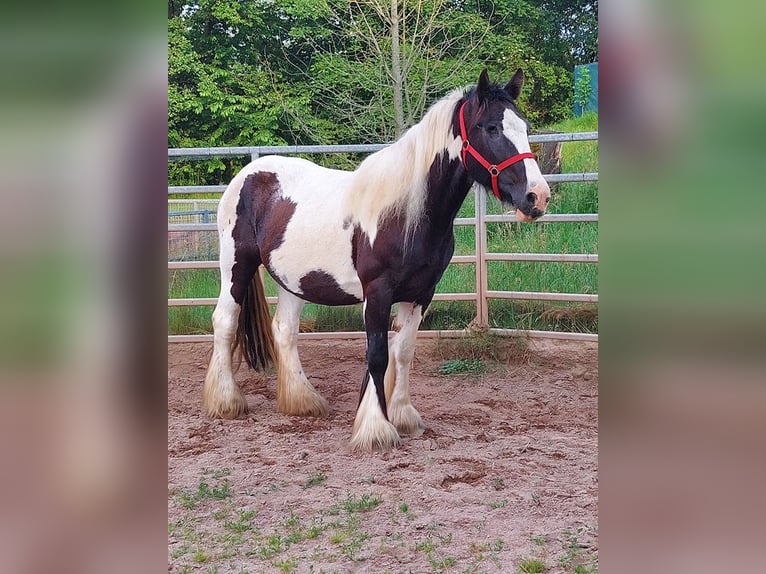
[345,89,466,245]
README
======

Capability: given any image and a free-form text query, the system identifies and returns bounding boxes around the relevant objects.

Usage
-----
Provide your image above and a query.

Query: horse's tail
[234,268,276,371]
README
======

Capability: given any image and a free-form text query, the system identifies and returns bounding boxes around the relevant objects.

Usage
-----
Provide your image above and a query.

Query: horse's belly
[266,202,363,306]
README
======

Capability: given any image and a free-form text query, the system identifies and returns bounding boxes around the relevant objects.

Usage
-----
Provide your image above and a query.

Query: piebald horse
[203,69,551,452]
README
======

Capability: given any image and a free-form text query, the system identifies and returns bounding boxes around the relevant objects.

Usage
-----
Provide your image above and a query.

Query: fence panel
[168,134,598,342]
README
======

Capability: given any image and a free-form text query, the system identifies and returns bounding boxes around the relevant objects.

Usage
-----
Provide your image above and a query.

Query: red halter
[458,101,537,200]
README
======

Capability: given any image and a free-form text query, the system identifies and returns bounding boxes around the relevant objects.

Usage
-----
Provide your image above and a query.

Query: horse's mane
[345,88,467,245]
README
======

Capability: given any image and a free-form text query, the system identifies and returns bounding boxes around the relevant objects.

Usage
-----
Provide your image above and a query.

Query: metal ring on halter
[489,166,499,176]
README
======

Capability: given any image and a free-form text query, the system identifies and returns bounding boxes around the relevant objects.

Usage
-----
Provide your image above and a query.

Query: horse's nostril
[526,192,537,205]
[545,196,550,205]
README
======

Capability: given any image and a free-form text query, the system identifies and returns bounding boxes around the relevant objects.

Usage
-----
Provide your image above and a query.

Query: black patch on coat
[230,171,296,304]
[298,270,361,306]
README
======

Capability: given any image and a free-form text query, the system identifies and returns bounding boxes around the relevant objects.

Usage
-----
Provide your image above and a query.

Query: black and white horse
[203,69,551,452]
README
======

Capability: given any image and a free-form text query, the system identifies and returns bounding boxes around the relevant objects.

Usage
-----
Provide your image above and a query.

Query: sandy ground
[168,337,598,573]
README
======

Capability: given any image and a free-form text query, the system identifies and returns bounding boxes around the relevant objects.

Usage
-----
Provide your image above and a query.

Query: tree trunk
[390,0,405,136]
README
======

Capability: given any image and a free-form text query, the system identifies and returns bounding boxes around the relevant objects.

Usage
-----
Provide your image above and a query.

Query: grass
[168,113,597,335]
[519,558,548,573]
[303,471,328,489]
[170,476,597,574]
[438,358,485,375]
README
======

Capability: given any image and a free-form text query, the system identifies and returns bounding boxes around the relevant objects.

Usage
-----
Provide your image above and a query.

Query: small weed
[437,532,453,545]
[198,479,232,500]
[492,477,506,491]
[329,531,346,544]
[170,544,191,559]
[399,502,409,513]
[212,507,229,520]
[416,539,436,553]
[416,534,457,573]
[274,557,298,573]
[532,534,546,546]
[284,510,301,529]
[224,509,257,533]
[557,527,597,572]
[341,529,370,559]
[430,555,457,570]
[178,492,197,509]
[342,493,382,513]
[306,522,325,540]
[488,498,508,509]
[490,538,505,552]
[258,534,283,559]
[438,358,485,375]
[519,558,547,573]
[192,548,210,563]
[304,471,327,489]
[203,467,231,479]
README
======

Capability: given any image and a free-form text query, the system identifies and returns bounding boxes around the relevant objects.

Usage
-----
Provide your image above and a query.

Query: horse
[202,69,551,452]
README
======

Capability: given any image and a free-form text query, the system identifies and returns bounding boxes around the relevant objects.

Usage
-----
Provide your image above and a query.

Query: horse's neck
[421,151,474,236]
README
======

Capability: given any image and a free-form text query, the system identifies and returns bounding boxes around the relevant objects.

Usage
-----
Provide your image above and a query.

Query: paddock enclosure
[168,133,598,572]
[169,338,597,573]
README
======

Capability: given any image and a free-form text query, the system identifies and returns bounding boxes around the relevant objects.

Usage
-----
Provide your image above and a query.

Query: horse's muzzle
[517,183,550,221]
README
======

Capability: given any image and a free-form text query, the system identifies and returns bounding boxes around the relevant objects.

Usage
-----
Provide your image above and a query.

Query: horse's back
[219,155,350,224]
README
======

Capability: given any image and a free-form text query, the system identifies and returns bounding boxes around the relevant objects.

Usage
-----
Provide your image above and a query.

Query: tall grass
[168,113,598,335]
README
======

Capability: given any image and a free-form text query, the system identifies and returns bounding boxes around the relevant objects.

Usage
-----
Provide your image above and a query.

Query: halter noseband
[458,101,537,200]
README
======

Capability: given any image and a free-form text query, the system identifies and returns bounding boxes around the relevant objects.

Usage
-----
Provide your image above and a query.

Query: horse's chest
[397,242,453,296]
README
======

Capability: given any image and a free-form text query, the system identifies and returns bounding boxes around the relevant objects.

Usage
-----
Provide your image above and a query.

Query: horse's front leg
[350,285,400,452]
[384,302,425,436]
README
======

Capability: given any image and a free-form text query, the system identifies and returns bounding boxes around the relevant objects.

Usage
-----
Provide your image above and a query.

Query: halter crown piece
[458,101,537,200]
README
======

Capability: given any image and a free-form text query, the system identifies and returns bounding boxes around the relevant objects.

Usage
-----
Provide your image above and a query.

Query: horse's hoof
[203,390,249,419]
[389,403,424,437]
[349,419,401,453]
[277,387,329,417]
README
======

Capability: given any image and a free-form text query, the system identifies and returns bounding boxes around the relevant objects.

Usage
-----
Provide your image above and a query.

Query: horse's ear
[504,68,525,100]
[477,69,491,104]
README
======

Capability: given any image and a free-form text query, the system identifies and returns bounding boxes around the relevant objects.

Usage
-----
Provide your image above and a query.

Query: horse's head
[459,69,551,221]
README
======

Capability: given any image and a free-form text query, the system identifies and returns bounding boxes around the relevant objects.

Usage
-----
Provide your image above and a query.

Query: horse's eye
[485,124,499,135]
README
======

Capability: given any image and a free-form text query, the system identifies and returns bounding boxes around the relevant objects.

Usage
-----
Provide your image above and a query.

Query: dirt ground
[168,337,598,574]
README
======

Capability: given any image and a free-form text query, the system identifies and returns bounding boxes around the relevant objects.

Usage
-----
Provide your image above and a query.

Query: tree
[291,0,491,141]
[168,0,597,156]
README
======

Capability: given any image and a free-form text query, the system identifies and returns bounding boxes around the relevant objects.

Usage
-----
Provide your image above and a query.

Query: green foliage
[169,0,598,161]
[519,558,548,573]
[438,359,485,376]
[574,67,593,111]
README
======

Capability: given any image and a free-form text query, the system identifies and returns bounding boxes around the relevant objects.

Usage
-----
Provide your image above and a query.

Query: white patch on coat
[259,156,364,302]
[502,108,547,191]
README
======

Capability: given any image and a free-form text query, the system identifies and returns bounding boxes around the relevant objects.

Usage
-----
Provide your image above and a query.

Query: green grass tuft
[519,558,548,573]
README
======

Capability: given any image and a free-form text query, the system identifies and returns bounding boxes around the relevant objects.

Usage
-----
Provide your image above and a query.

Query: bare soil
[168,337,598,573]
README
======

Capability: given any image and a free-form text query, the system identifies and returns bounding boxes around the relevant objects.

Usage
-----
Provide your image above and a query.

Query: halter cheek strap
[458,101,537,200]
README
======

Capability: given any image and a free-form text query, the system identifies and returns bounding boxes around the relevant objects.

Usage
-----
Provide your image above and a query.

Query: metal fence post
[474,187,489,327]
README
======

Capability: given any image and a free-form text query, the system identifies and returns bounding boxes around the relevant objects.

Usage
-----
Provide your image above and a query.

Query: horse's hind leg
[384,302,425,436]
[273,287,329,417]
[203,241,251,419]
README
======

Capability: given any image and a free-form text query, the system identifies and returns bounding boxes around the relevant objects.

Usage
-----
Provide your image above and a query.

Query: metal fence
[168,132,598,343]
